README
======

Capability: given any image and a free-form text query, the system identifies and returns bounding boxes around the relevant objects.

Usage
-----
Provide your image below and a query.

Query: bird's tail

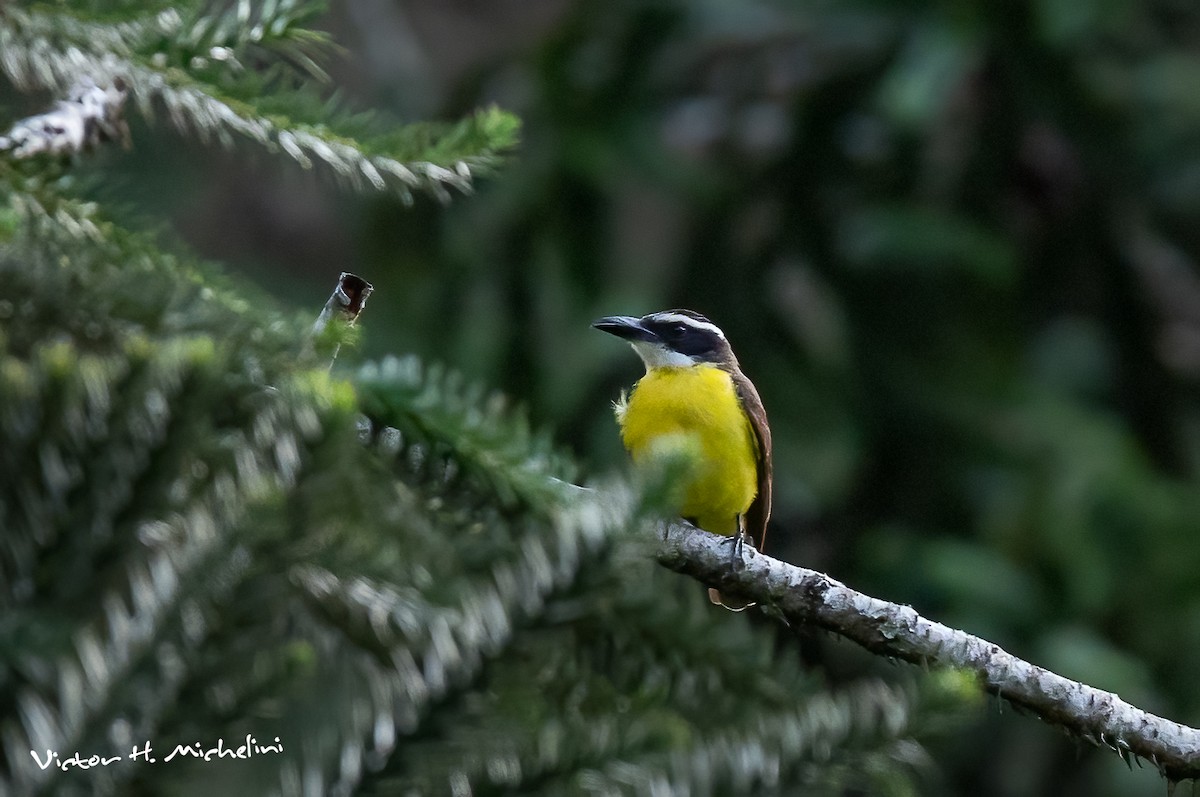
[708,588,755,612]
[708,519,758,611]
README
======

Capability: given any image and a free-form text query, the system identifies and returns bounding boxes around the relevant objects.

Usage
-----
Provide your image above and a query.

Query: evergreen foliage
[0,2,969,795]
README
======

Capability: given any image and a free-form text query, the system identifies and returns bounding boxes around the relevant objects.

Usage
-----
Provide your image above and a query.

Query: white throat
[630,340,696,369]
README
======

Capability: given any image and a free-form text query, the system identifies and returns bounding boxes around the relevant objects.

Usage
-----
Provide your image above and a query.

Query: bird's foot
[713,529,756,611]
[718,529,750,569]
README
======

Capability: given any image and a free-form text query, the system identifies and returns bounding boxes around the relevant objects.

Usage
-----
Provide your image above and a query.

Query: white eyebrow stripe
[646,312,726,339]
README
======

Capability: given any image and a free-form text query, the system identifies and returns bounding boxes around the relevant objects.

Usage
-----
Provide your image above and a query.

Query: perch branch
[655,520,1200,782]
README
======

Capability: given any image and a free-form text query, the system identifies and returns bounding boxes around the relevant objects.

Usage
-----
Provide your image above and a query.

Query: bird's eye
[671,323,688,335]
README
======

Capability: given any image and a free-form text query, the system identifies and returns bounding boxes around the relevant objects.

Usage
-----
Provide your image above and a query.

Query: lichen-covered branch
[655,520,1200,783]
[0,77,129,157]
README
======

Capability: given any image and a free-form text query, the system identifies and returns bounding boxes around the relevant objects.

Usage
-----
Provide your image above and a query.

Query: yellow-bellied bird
[593,309,772,609]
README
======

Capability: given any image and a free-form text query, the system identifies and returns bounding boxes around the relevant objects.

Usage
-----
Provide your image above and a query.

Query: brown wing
[731,369,772,552]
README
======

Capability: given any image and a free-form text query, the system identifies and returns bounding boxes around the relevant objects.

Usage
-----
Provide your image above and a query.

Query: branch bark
[0,78,129,158]
[655,520,1200,783]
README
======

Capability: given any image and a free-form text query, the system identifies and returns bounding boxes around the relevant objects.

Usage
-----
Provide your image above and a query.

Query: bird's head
[592,309,736,369]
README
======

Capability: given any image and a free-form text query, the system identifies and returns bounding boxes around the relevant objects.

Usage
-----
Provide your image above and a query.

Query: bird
[592,309,772,610]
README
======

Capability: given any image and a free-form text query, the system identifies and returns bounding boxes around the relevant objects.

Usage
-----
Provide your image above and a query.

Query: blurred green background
[87,0,1200,793]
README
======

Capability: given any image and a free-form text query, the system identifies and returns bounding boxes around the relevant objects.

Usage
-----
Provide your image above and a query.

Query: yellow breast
[616,365,759,535]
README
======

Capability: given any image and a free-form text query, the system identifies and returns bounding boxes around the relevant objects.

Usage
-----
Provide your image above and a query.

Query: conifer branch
[656,521,1200,783]
[356,356,575,507]
[0,7,519,200]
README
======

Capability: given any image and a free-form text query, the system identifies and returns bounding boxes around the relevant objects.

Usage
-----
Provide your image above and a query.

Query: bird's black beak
[592,315,656,343]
